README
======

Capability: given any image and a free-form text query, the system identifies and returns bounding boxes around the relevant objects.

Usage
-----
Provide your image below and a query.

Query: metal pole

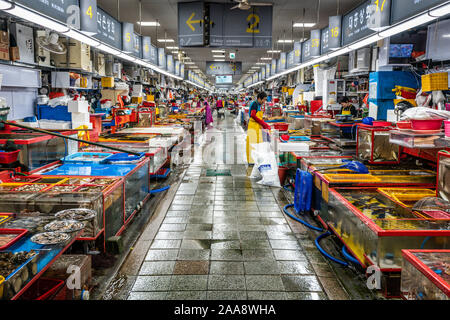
[2,121,142,156]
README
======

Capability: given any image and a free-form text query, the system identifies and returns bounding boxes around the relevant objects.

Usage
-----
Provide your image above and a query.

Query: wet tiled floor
[127,114,348,300]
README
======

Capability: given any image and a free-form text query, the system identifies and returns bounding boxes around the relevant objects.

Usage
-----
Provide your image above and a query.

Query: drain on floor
[206,169,232,176]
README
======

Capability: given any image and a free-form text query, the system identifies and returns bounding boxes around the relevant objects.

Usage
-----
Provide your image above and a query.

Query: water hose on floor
[315,232,349,267]
[342,245,361,265]
[283,204,323,232]
[150,185,171,194]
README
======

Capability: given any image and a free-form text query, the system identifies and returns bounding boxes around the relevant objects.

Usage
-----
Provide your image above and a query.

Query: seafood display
[15,184,48,192]
[0,250,37,278]
[48,185,78,192]
[77,186,104,193]
[44,220,85,233]
[30,232,70,245]
[0,234,16,247]
[91,178,116,185]
[1,216,55,233]
[55,208,96,221]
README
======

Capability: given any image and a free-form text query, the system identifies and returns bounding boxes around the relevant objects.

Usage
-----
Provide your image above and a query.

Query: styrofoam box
[39,120,72,130]
[71,112,90,123]
[72,122,93,130]
[149,138,173,148]
[68,100,89,113]
[278,142,310,152]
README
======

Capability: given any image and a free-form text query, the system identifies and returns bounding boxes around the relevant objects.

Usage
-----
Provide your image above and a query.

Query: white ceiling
[97,0,364,84]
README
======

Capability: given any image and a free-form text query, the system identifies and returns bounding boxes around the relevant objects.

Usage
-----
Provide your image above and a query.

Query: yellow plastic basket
[422,72,449,92]
[322,174,381,183]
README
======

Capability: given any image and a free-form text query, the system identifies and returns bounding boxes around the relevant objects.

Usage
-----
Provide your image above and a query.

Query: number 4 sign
[80,0,98,35]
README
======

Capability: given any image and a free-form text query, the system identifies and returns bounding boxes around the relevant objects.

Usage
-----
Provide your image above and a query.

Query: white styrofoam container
[149,138,173,148]
[72,121,93,130]
[39,120,71,130]
[68,100,89,113]
[278,142,310,152]
[71,112,90,123]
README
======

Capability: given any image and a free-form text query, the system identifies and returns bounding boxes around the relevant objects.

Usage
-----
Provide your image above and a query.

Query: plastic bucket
[445,120,450,138]
[278,166,289,185]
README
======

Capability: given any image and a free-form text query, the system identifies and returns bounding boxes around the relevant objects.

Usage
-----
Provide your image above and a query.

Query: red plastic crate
[19,278,66,300]
[0,150,20,164]
[0,228,28,250]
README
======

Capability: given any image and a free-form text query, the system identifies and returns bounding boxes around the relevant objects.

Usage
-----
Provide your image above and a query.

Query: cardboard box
[101,89,128,105]
[9,46,19,61]
[52,39,91,72]
[131,96,143,104]
[101,77,114,88]
[0,43,10,61]
[10,23,35,64]
[0,31,9,45]
[95,53,106,76]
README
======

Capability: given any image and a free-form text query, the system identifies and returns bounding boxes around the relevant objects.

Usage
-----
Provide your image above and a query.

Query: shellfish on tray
[30,232,70,245]
[55,208,96,221]
[44,220,85,233]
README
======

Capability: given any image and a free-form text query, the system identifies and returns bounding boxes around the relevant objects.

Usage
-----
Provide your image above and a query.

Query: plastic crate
[0,150,20,164]
[19,278,66,300]
[37,105,72,121]
[422,72,449,92]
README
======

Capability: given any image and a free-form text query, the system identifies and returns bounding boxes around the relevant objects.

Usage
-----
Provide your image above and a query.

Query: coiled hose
[150,185,171,194]
[283,204,323,232]
[315,232,349,267]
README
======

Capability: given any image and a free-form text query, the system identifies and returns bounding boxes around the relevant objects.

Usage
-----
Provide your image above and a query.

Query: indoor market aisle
[126,112,349,300]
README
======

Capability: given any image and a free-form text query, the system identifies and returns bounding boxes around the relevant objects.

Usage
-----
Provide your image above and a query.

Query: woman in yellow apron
[338,96,357,117]
[246,92,270,164]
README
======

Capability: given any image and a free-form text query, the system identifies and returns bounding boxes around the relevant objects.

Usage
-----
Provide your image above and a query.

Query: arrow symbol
[187,12,202,32]
[209,64,216,71]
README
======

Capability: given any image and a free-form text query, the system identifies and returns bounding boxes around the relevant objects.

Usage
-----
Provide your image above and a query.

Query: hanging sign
[293,42,302,64]
[205,61,242,75]
[180,64,185,79]
[321,27,330,54]
[310,29,321,57]
[178,1,205,47]
[167,55,174,73]
[95,8,122,49]
[158,48,166,69]
[122,23,134,53]
[391,0,443,24]
[266,63,271,77]
[342,0,391,46]
[133,33,142,58]
[80,0,97,35]
[302,39,312,62]
[287,50,295,68]
[150,45,158,65]
[142,36,152,61]
[271,59,277,75]
[328,15,342,50]
[261,66,266,79]
[16,0,80,27]
[175,61,180,76]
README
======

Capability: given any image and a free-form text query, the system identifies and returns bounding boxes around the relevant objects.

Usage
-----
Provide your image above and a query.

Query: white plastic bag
[250,142,281,187]
[400,106,450,120]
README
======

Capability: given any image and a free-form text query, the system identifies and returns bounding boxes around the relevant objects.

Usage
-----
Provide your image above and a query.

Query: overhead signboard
[180,64,185,79]
[150,44,158,65]
[328,15,342,50]
[321,27,330,54]
[391,0,443,24]
[342,0,391,46]
[253,73,258,83]
[210,2,224,46]
[302,39,312,62]
[16,0,80,26]
[205,61,242,75]
[293,42,302,64]
[95,8,122,50]
[279,52,287,71]
[178,1,205,47]
[175,61,180,76]
[167,55,174,73]
[266,63,271,77]
[122,23,134,53]
[310,29,321,57]
[142,36,152,61]
[287,50,295,68]
[133,33,142,58]
[80,0,98,34]
[271,59,277,75]
[261,66,266,79]
[158,48,166,69]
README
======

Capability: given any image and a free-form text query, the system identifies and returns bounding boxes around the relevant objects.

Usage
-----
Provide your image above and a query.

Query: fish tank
[401,249,450,300]
[357,126,400,164]
[304,116,334,136]
[321,187,450,270]
[438,151,450,201]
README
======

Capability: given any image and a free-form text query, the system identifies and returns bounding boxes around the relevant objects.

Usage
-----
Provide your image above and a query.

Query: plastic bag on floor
[250,142,281,187]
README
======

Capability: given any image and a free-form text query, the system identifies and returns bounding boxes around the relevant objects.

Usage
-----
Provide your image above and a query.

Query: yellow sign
[246,13,260,34]
[187,12,203,32]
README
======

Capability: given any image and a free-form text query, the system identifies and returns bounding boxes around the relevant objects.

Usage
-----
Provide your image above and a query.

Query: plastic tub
[411,118,444,131]
[272,123,289,131]
[0,229,28,250]
[445,120,450,138]
[372,121,393,127]
[397,121,412,130]
[0,150,20,164]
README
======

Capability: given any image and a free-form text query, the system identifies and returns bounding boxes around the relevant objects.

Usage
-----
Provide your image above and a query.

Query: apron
[341,106,351,115]
[246,109,264,164]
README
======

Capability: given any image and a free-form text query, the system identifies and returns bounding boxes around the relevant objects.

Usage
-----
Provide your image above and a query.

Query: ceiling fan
[230,0,273,10]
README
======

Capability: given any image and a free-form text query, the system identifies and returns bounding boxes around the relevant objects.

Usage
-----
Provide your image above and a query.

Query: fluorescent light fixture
[6,3,70,33]
[277,39,294,43]
[157,39,175,43]
[293,22,316,28]
[167,46,179,50]
[255,62,265,65]
[347,33,382,50]
[213,55,225,58]
[260,57,272,60]
[137,21,160,27]
[428,3,450,17]
[267,50,281,53]
[0,0,13,10]
[65,29,100,47]
[172,51,179,54]
[212,50,225,53]
[184,62,195,64]
[214,59,225,62]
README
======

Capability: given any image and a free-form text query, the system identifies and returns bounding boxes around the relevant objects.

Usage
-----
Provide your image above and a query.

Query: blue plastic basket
[37,105,71,121]
[62,152,113,164]
[102,152,145,164]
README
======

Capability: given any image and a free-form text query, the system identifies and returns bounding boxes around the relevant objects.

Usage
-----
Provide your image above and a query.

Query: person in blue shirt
[246,92,271,164]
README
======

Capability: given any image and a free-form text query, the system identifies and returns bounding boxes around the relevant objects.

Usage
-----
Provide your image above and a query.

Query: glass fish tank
[321,187,450,270]
[401,250,450,300]
[357,126,400,164]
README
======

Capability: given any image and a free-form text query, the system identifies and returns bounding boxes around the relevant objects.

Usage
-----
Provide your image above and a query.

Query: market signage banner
[16,0,80,27]
[178,1,205,47]
[302,39,312,62]
[150,45,158,65]
[278,52,287,71]
[390,0,444,24]
[142,36,152,61]
[180,64,185,79]
[167,55,174,73]
[310,29,321,57]
[133,33,142,58]
[287,50,294,68]
[271,59,277,75]
[293,42,302,64]
[266,63,271,77]
[122,23,134,53]
[328,15,342,50]
[261,66,266,79]
[95,7,122,50]
[80,0,97,34]
[205,62,243,75]
[175,61,180,76]
[321,27,330,54]
[342,0,391,45]
[158,48,166,69]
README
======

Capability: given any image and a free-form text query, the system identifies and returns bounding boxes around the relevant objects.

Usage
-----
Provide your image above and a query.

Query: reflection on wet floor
[126,113,348,300]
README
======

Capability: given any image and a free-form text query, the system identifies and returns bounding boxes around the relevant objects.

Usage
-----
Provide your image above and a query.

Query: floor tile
[166,291,207,300]
[245,275,285,291]
[150,239,182,249]
[139,261,176,275]
[211,249,243,261]
[247,291,287,300]
[207,291,247,300]
[273,250,308,261]
[209,261,245,275]
[281,275,323,292]
[277,261,315,275]
[178,249,211,261]
[173,261,209,275]
[244,261,280,275]
[211,240,241,250]
[145,249,179,261]
[208,275,246,290]
[169,275,208,290]
[132,276,172,291]
[128,291,168,300]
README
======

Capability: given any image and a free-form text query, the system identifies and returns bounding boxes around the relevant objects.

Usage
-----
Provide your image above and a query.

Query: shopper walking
[246,91,271,165]
[200,98,213,128]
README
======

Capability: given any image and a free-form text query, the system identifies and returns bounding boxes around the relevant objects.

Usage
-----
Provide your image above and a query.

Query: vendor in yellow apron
[246,92,269,164]
[338,96,357,117]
